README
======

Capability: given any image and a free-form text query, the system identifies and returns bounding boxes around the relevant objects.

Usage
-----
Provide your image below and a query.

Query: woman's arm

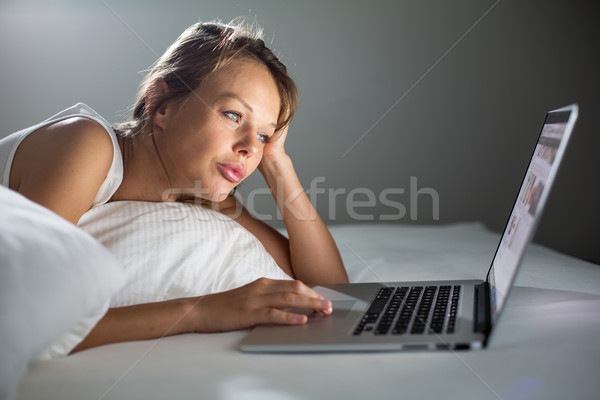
[72,278,332,353]
[10,117,114,224]
[258,155,348,284]
[220,200,294,277]
[256,128,349,284]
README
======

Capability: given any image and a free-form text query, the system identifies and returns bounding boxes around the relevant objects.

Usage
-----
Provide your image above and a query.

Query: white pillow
[78,200,291,308]
[0,186,125,400]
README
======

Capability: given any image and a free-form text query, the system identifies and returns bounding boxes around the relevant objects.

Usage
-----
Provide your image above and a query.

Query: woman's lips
[217,162,245,183]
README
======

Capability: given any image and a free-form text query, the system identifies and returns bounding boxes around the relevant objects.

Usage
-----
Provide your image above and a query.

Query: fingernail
[321,300,332,312]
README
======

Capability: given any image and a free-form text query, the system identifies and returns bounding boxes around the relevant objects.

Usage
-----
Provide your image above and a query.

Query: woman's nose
[233,127,259,157]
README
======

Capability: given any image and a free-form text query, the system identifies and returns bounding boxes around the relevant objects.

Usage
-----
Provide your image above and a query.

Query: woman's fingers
[255,307,308,325]
[254,278,323,299]
[191,278,333,333]
[251,278,332,314]
[261,291,332,315]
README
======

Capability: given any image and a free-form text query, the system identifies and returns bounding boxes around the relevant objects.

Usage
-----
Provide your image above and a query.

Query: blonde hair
[116,18,298,138]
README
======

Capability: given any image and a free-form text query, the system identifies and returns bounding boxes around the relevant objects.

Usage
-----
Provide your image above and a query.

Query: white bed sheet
[16,222,600,400]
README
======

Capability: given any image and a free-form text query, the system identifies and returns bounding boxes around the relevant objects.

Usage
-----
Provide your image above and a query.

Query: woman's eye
[257,134,269,144]
[224,111,241,123]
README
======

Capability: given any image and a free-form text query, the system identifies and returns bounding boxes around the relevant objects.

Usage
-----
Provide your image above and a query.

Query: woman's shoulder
[47,103,113,131]
[18,115,114,168]
[45,115,114,144]
[5,103,117,163]
[10,113,116,223]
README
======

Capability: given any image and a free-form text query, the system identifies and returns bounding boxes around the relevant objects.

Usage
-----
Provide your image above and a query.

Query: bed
[2,186,600,400]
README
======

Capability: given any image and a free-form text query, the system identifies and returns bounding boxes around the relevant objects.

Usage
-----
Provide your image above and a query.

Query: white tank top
[0,103,123,207]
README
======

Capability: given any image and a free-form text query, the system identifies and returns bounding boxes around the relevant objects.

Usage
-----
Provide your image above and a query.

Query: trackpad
[306,300,356,319]
[330,300,357,318]
[288,300,357,318]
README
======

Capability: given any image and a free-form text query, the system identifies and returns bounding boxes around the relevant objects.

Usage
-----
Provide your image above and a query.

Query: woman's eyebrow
[218,93,277,128]
[218,93,254,112]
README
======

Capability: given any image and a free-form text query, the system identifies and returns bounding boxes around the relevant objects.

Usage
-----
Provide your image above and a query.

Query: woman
[0,19,348,352]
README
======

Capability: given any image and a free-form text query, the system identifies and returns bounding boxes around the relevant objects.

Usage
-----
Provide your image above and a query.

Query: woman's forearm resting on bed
[70,278,333,353]
[70,298,194,353]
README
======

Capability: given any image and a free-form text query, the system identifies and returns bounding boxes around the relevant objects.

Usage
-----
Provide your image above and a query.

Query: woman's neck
[110,134,175,202]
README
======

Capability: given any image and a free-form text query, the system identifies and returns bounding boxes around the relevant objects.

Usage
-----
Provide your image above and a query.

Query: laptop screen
[487,105,578,324]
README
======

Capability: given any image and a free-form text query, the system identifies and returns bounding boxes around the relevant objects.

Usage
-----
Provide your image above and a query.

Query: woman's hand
[189,278,333,333]
[258,127,289,174]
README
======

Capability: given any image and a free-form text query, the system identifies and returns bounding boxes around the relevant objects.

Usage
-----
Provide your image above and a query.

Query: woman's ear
[145,78,169,130]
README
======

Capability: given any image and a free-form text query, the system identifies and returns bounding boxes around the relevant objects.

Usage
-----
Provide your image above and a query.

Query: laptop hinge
[474,282,491,334]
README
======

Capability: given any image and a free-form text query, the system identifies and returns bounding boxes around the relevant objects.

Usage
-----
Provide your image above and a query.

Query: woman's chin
[216,194,229,202]
[209,190,233,203]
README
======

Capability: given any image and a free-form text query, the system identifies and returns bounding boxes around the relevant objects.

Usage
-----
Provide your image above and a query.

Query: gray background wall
[1,0,598,264]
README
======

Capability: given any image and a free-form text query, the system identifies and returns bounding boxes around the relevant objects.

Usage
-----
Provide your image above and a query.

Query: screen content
[488,110,574,320]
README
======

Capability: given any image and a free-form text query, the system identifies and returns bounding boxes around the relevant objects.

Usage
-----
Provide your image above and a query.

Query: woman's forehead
[204,59,276,92]
[197,60,281,113]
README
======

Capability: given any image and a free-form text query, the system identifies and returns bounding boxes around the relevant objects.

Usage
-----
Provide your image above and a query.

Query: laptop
[240,104,579,352]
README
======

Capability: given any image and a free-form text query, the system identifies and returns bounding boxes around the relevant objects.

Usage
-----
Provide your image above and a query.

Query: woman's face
[154,59,281,202]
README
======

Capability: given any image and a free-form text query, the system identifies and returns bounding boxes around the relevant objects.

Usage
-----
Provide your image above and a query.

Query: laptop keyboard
[353,285,461,336]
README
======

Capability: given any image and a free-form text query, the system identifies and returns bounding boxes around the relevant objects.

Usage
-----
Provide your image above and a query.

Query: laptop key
[429,286,450,334]
[446,286,461,333]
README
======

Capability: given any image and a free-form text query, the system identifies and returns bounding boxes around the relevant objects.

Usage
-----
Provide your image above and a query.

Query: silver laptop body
[240,105,578,352]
